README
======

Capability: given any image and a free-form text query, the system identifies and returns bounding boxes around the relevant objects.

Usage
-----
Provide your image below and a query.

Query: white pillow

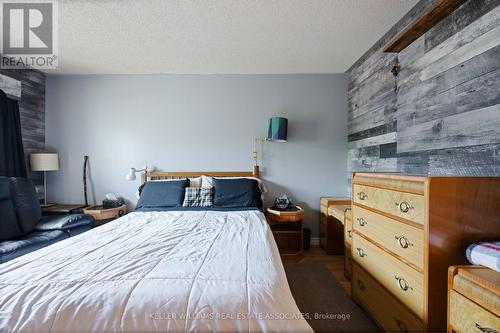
[201,175,213,188]
[189,177,202,188]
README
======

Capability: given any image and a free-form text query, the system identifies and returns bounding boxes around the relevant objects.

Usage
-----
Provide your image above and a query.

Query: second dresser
[350,173,500,332]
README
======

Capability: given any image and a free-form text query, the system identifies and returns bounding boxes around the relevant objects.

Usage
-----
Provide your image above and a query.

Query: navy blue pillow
[136,179,188,208]
[213,178,262,208]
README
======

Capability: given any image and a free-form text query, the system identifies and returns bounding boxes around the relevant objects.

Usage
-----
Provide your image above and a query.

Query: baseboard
[310,237,320,246]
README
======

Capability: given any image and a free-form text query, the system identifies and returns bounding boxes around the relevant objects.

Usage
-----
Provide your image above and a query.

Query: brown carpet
[284,262,379,333]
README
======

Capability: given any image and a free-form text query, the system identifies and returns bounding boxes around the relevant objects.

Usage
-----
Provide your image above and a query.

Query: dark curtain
[0,89,27,177]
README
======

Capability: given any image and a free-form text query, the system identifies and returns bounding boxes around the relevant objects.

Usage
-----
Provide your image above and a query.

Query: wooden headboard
[141,171,257,184]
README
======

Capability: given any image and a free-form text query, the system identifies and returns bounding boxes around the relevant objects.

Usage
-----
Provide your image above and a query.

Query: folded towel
[466,241,500,272]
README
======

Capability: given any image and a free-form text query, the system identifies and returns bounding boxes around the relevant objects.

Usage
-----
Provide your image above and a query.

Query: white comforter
[0,210,312,333]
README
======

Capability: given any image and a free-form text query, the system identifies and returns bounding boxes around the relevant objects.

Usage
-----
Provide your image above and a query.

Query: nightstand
[266,206,304,260]
[83,204,128,226]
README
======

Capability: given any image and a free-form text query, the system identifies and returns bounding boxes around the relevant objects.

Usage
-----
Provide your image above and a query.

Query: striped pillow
[182,187,213,207]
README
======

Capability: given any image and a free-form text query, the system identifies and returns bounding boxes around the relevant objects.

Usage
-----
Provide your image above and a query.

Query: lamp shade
[125,168,137,181]
[267,117,287,142]
[30,153,59,171]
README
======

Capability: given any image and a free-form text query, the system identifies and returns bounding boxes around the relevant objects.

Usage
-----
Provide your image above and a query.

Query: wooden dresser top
[457,266,500,296]
[327,205,351,222]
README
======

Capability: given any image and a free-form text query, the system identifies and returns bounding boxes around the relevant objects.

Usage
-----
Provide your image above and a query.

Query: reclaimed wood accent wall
[347,0,500,185]
[0,69,46,197]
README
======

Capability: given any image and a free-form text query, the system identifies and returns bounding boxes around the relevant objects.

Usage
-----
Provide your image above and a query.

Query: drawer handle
[357,217,367,227]
[347,230,352,238]
[357,192,368,200]
[394,276,413,291]
[395,235,413,249]
[394,318,409,333]
[356,279,365,291]
[356,247,367,258]
[475,323,498,333]
[395,201,414,213]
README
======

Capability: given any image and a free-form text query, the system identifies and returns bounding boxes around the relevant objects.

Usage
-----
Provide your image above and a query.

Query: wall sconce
[253,117,288,177]
[125,165,155,181]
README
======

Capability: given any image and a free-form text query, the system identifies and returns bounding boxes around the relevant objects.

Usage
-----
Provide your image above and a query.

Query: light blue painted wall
[46,74,348,236]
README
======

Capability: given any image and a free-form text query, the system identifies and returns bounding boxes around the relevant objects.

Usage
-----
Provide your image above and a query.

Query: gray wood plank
[429,143,500,175]
[398,45,500,104]
[348,122,397,142]
[348,103,396,135]
[425,0,500,51]
[348,0,500,179]
[417,5,500,69]
[397,104,500,153]
[398,68,500,129]
[419,24,500,81]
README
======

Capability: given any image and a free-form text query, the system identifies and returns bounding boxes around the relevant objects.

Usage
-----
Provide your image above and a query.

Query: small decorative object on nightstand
[267,206,304,260]
[274,194,292,210]
[83,204,127,226]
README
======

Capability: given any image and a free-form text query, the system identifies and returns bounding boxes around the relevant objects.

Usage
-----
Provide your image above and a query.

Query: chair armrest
[35,214,94,231]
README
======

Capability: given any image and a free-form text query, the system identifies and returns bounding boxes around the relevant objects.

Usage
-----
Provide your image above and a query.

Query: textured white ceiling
[49,0,418,74]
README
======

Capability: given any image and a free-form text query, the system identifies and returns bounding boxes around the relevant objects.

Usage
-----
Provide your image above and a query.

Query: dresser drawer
[353,205,424,270]
[450,290,500,333]
[352,263,424,332]
[353,233,424,318]
[344,209,353,246]
[353,184,425,225]
[344,244,352,280]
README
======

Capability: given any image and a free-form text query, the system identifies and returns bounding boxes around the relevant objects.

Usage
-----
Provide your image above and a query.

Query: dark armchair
[0,177,94,264]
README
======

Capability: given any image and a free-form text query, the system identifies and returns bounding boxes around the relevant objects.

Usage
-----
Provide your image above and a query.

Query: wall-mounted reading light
[125,165,155,181]
[253,117,288,177]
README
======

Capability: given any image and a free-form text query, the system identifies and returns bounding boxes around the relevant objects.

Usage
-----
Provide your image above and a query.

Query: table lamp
[30,153,59,207]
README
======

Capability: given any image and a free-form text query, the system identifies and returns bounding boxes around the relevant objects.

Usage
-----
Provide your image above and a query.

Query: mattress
[0,210,312,333]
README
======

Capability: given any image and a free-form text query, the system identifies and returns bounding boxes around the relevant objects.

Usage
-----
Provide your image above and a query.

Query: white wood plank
[348,154,398,172]
[0,74,21,99]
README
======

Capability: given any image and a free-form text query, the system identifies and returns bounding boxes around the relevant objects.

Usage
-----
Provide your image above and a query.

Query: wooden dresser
[326,200,353,278]
[320,197,350,254]
[351,173,500,332]
[448,265,499,333]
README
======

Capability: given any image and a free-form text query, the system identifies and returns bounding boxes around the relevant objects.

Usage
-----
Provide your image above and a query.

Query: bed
[0,171,313,333]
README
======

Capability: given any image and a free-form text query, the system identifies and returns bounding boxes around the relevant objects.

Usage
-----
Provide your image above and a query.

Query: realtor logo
[0,0,58,69]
